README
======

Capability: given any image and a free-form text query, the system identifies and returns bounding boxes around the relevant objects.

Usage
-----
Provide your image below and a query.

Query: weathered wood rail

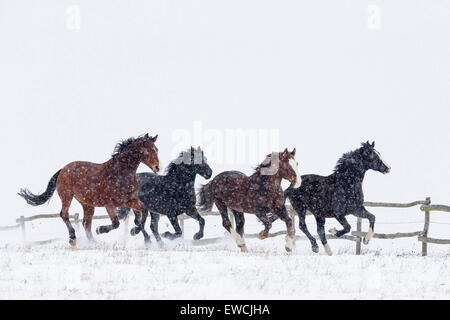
[1,197,449,256]
[418,203,450,255]
[353,198,431,255]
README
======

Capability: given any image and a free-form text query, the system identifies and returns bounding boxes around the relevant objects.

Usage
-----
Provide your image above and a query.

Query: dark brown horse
[18,134,160,246]
[198,148,301,252]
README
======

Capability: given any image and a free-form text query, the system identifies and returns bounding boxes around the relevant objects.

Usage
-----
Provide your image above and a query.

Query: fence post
[356,217,362,255]
[19,216,26,244]
[422,197,431,256]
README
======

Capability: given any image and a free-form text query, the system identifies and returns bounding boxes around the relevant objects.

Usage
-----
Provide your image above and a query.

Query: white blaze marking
[289,158,302,188]
[375,150,391,169]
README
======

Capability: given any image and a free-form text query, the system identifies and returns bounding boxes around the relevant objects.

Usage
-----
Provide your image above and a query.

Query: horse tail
[197,182,214,212]
[284,187,293,201]
[18,170,61,206]
[117,206,131,220]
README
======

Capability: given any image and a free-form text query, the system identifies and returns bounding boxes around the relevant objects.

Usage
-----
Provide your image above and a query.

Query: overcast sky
[1,1,449,224]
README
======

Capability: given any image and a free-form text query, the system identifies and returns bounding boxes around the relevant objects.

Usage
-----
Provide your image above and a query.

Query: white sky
[0,1,449,224]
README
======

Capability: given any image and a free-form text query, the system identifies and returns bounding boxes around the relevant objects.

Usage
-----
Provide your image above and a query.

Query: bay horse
[117,147,212,244]
[18,134,160,246]
[280,141,390,255]
[198,148,301,252]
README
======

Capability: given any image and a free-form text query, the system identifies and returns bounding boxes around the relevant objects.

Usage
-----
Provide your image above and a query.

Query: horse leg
[293,203,318,253]
[140,209,151,245]
[216,200,247,252]
[163,215,183,240]
[316,216,332,256]
[255,213,271,239]
[232,210,245,238]
[81,204,95,242]
[126,197,146,233]
[353,207,376,245]
[117,206,130,220]
[130,209,141,235]
[130,209,151,245]
[57,189,76,246]
[149,211,162,242]
[272,206,295,252]
[95,206,120,234]
[185,207,205,240]
[328,214,351,237]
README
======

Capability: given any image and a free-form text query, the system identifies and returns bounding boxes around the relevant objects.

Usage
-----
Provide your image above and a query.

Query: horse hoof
[312,246,319,253]
[285,236,294,252]
[238,244,248,252]
[144,238,151,247]
[328,228,337,235]
[69,238,77,247]
[364,228,374,245]
[130,227,140,236]
[193,233,203,240]
[163,232,174,240]
[324,243,333,256]
[258,231,268,240]
[96,226,109,234]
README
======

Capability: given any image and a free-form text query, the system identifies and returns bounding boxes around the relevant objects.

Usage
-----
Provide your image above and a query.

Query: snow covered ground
[1,210,449,300]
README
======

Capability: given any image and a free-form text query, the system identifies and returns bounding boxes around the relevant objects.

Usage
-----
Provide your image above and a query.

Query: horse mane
[165,149,189,175]
[164,147,201,175]
[333,145,365,174]
[111,135,145,159]
[253,153,274,173]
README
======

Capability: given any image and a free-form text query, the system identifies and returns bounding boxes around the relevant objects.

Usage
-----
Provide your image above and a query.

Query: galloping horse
[198,149,301,252]
[117,147,212,243]
[281,141,390,255]
[18,134,160,246]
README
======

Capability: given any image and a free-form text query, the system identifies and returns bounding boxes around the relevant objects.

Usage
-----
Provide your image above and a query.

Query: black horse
[117,147,212,244]
[275,141,390,255]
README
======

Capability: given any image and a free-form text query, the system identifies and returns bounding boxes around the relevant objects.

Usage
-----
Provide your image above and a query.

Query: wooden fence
[1,197,449,256]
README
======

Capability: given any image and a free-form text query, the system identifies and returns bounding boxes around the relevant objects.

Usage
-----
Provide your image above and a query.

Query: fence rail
[2,197,449,256]
[364,200,429,208]
[420,204,450,212]
[0,224,20,232]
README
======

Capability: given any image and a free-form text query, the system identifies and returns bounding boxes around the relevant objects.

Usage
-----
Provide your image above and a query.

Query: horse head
[139,134,160,173]
[260,149,301,188]
[168,146,212,180]
[279,148,302,188]
[360,141,391,174]
[191,146,212,179]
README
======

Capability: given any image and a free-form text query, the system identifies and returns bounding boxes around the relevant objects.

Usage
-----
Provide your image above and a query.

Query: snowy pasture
[1,210,449,300]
